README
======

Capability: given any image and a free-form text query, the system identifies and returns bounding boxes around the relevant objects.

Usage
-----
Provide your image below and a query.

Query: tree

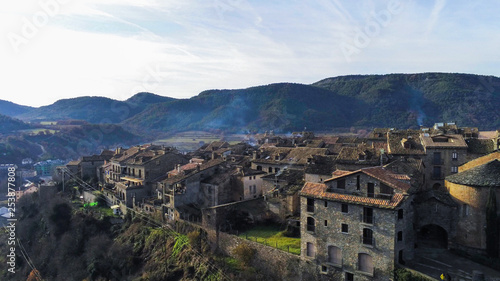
[486,187,499,258]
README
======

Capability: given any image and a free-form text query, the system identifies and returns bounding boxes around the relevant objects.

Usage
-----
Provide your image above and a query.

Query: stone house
[232,167,266,201]
[334,145,387,171]
[299,166,414,281]
[261,169,304,219]
[445,154,500,256]
[156,159,225,222]
[108,145,187,208]
[251,147,330,174]
[304,155,337,183]
[420,133,468,191]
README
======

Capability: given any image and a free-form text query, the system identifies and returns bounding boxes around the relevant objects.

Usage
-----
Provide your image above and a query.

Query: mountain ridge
[1,73,499,131]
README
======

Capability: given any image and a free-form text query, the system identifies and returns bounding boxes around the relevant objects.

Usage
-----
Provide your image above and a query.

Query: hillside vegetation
[1,191,267,281]
[2,73,499,132]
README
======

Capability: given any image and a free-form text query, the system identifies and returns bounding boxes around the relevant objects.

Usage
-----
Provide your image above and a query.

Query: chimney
[176,164,181,173]
[253,151,258,160]
[212,152,216,160]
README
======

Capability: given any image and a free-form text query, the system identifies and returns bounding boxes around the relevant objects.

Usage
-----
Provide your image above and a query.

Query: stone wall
[300,196,401,281]
[446,181,489,251]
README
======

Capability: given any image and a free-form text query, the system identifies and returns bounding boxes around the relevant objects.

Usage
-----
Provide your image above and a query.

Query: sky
[1,0,499,107]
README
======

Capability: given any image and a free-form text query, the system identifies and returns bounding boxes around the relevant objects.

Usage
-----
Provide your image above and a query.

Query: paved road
[409,248,500,281]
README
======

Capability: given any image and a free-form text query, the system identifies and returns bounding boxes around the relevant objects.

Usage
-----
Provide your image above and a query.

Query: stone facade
[300,167,414,280]
[420,134,468,190]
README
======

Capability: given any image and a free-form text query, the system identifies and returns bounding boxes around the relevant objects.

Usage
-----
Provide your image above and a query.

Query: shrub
[232,243,256,267]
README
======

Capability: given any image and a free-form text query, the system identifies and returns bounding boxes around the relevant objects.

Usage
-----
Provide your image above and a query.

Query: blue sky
[1,0,499,107]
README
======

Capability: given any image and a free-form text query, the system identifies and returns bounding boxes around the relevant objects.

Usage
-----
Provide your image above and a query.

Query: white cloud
[1,0,499,107]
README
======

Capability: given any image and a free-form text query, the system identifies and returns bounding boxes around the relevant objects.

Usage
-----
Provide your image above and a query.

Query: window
[307,217,315,232]
[341,223,348,233]
[341,203,348,213]
[363,207,373,224]
[433,152,442,165]
[324,200,328,207]
[432,166,442,179]
[399,250,405,264]
[268,167,273,173]
[138,170,142,178]
[451,166,458,173]
[452,152,458,160]
[337,178,345,189]
[462,204,469,217]
[324,220,328,227]
[379,183,393,199]
[356,175,360,190]
[306,242,315,257]
[362,228,373,246]
[307,198,314,212]
[321,265,328,273]
[345,272,354,281]
[358,253,373,274]
[367,183,375,198]
[398,209,404,220]
[327,245,342,265]
[397,231,403,241]
[275,168,280,173]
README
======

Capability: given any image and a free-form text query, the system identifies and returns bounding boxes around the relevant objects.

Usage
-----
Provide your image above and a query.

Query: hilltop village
[36,123,500,280]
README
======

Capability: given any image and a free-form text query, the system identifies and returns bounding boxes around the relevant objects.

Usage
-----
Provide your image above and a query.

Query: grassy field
[18,128,58,134]
[238,225,301,255]
[40,121,58,125]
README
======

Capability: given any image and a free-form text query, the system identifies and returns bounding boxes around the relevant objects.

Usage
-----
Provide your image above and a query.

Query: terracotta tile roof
[300,182,406,209]
[324,166,411,192]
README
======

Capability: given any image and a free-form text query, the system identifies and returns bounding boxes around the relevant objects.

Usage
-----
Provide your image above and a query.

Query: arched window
[327,246,342,265]
[358,253,373,274]
[306,217,315,232]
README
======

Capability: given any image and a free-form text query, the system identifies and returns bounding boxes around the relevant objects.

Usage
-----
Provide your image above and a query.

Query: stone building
[299,167,414,281]
[251,147,330,174]
[262,169,304,219]
[420,133,468,190]
[157,159,225,221]
[445,155,500,256]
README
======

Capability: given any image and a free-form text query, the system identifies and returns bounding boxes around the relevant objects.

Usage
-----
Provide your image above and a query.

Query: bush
[232,243,256,267]
[187,230,200,247]
[394,268,434,281]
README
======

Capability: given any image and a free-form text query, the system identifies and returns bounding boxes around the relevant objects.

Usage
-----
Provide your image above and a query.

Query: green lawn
[238,225,301,255]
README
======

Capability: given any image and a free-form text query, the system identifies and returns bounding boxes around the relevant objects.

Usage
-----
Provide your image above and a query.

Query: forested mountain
[0,100,33,116]
[0,114,30,134]
[2,73,499,132]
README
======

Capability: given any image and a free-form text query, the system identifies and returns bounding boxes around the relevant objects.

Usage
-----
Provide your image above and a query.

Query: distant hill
[124,73,500,132]
[312,73,500,129]
[15,94,177,124]
[2,73,499,131]
[0,99,33,116]
[126,92,176,105]
[123,83,356,133]
[0,114,30,134]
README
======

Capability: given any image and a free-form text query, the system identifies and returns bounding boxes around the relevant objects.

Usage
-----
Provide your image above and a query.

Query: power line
[58,168,231,281]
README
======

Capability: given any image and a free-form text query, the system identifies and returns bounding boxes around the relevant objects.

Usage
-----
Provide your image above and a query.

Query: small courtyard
[237,224,301,255]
